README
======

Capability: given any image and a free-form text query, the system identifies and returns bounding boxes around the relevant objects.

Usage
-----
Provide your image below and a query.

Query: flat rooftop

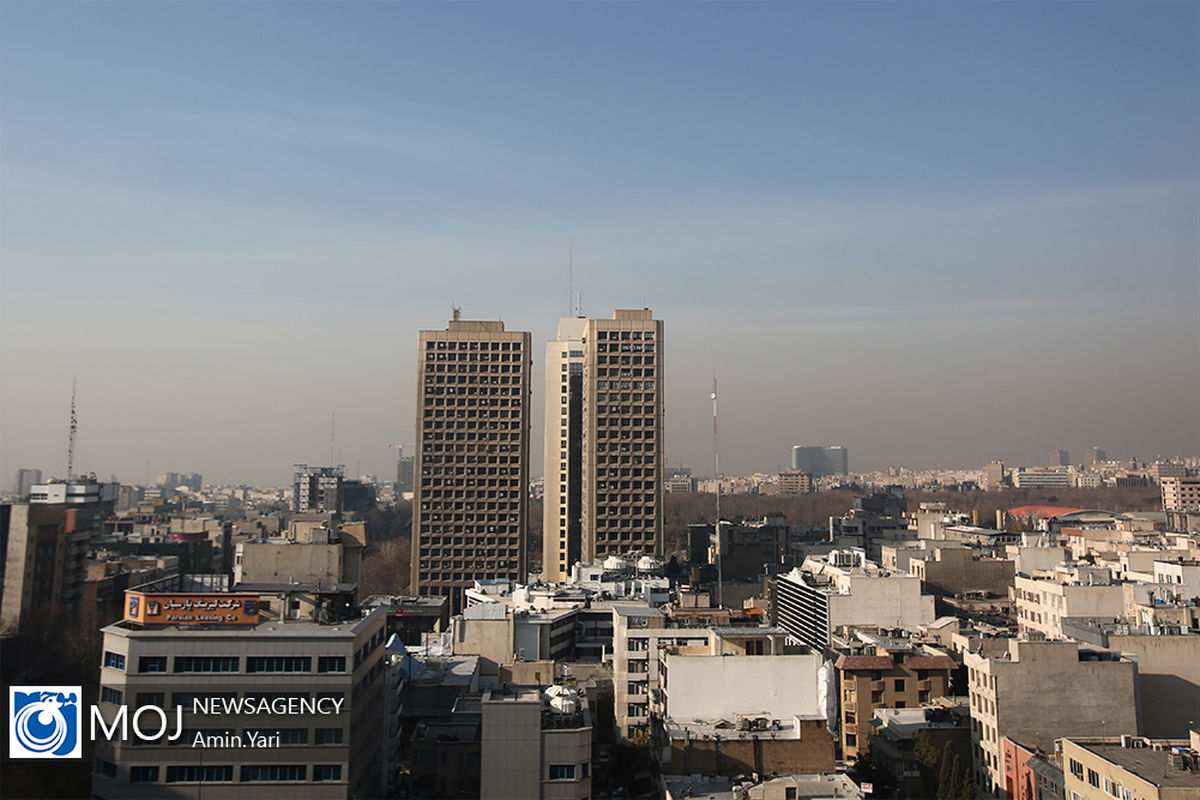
[663,714,824,741]
[1085,744,1200,788]
[103,606,383,638]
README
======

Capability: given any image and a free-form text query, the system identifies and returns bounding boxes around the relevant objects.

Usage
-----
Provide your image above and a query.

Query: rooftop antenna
[712,374,722,607]
[568,234,576,317]
[452,305,461,322]
[67,378,77,482]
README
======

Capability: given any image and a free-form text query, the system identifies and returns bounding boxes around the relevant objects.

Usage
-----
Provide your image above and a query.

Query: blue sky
[2,2,1197,485]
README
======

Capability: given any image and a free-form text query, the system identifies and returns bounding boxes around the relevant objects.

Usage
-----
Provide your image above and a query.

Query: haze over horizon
[2,3,1197,487]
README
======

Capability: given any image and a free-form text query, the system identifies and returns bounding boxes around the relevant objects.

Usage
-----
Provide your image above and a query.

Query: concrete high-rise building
[292,465,344,514]
[1086,446,1108,467]
[1053,449,1070,467]
[412,316,531,612]
[542,310,663,583]
[14,468,42,499]
[790,445,848,478]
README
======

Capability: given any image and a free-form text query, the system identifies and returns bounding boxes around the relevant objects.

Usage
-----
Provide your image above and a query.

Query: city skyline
[2,3,1197,486]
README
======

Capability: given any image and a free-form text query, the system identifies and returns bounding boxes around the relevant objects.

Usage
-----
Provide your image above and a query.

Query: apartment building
[964,639,1138,798]
[92,579,389,799]
[412,315,531,612]
[1061,735,1200,800]
[1014,567,1125,639]
[543,310,664,582]
[774,553,935,650]
[1161,477,1200,513]
[832,632,956,760]
[610,603,709,743]
[1162,477,1200,532]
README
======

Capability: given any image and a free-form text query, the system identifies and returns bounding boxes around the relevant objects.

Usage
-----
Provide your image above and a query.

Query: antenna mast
[568,234,576,316]
[67,378,77,482]
[330,412,336,467]
[712,375,722,607]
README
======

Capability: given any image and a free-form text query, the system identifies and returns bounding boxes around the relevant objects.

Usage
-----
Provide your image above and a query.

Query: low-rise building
[832,630,957,761]
[1061,734,1200,800]
[1015,567,1125,640]
[92,576,389,799]
[480,684,591,800]
[774,553,935,650]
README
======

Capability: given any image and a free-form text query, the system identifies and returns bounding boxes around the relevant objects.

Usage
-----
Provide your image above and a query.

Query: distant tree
[936,744,957,800]
[913,731,941,796]
[359,538,411,597]
[954,758,974,800]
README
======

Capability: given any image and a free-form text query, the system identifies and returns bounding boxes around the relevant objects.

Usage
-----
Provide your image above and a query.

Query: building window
[241,765,307,782]
[894,678,905,692]
[314,765,343,782]
[101,687,123,706]
[135,692,165,708]
[845,733,857,747]
[103,652,126,671]
[549,764,576,780]
[139,656,167,673]
[94,760,117,779]
[317,656,346,673]
[315,728,344,745]
[129,766,159,783]
[1087,769,1100,788]
[174,656,237,673]
[272,728,308,745]
[166,765,233,783]
[246,656,311,673]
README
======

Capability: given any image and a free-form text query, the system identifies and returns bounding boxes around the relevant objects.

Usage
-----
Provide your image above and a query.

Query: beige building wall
[1109,634,1200,739]
[908,546,1014,597]
[411,318,531,612]
[965,639,1138,798]
[235,541,361,597]
[543,318,587,583]
[661,653,822,721]
[481,688,542,800]
[480,687,591,800]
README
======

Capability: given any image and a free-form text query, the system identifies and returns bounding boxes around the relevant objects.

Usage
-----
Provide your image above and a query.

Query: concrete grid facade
[544,310,663,582]
[412,318,531,613]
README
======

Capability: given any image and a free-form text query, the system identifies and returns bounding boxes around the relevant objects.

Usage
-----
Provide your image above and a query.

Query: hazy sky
[2,2,1197,487]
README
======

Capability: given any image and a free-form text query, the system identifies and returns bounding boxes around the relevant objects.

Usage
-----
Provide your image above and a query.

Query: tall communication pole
[67,378,77,482]
[712,375,722,607]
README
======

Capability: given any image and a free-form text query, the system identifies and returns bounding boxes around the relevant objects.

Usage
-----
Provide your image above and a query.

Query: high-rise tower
[543,309,663,582]
[412,316,531,612]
